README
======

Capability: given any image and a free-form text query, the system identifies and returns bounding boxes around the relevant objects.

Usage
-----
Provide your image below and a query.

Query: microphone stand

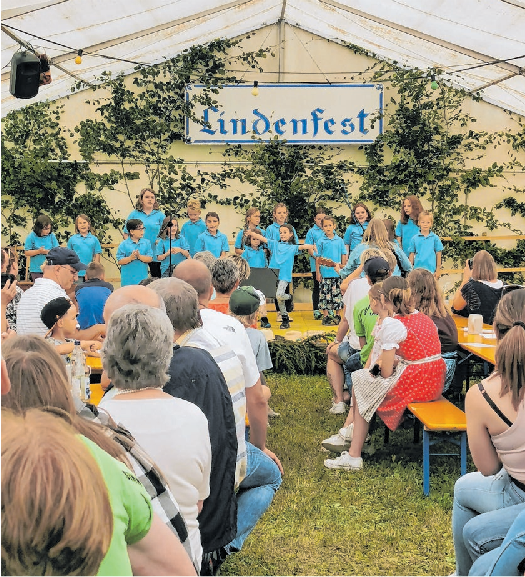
[166,214,173,277]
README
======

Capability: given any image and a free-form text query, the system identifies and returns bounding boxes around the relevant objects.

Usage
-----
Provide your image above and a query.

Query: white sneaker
[321,425,353,453]
[329,401,347,414]
[324,451,363,470]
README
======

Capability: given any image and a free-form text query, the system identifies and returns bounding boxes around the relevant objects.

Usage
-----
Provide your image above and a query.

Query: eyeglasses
[60,265,78,275]
[135,226,145,230]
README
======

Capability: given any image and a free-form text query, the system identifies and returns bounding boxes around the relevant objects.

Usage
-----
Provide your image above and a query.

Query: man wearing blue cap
[17,247,104,340]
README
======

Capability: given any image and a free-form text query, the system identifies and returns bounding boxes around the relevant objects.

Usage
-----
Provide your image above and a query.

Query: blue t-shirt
[408,231,444,273]
[242,246,268,268]
[395,219,420,255]
[315,234,347,278]
[180,219,207,256]
[67,232,102,277]
[267,239,299,283]
[24,231,59,273]
[194,230,229,258]
[157,236,190,275]
[265,222,299,244]
[123,209,165,262]
[305,225,325,272]
[234,228,266,250]
[75,279,114,329]
[343,221,369,252]
[116,238,153,286]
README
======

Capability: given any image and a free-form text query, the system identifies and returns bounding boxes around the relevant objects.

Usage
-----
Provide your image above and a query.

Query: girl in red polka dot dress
[324,276,446,471]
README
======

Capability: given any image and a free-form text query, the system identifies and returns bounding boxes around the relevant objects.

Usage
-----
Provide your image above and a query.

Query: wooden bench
[407,397,467,496]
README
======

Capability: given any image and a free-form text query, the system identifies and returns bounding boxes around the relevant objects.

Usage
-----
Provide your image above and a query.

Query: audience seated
[99,304,211,570]
[193,250,217,270]
[40,296,101,358]
[171,260,283,555]
[75,262,114,329]
[17,247,104,340]
[408,268,458,353]
[2,335,196,576]
[452,289,525,576]
[149,277,239,575]
[452,250,503,325]
[325,256,390,416]
[209,259,240,313]
[323,276,445,470]
[1,247,22,332]
[1,409,113,576]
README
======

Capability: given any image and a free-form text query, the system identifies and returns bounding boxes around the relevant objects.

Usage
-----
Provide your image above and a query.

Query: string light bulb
[75,49,83,65]
[430,74,438,90]
[251,80,259,97]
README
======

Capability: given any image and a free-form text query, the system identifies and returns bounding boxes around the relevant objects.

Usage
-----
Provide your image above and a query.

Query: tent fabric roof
[2,0,525,117]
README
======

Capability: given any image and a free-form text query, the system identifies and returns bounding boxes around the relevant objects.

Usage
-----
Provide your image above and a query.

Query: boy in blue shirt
[408,211,443,279]
[315,216,347,326]
[305,208,327,320]
[75,262,114,329]
[116,219,153,286]
[180,199,207,257]
[67,214,102,280]
[194,212,229,258]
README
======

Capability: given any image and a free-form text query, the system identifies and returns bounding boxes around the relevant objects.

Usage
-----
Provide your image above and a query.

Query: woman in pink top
[452,288,525,576]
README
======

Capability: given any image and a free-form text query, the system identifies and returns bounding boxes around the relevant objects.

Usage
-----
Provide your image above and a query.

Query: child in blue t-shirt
[24,214,59,281]
[247,225,315,330]
[305,207,328,320]
[408,211,443,279]
[194,212,229,258]
[180,199,207,257]
[395,195,424,255]
[235,207,265,255]
[156,217,190,277]
[343,202,372,253]
[241,227,268,268]
[315,216,348,326]
[67,214,102,280]
[116,219,153,286]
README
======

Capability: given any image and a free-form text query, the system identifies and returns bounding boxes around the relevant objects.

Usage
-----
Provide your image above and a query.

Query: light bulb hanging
[75,49,83,65]
[251,80,259,97]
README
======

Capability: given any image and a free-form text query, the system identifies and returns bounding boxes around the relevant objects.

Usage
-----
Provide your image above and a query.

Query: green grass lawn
[222,374,463,576]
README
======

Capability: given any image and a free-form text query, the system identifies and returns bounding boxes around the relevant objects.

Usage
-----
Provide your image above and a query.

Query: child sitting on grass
[229,285,279,418]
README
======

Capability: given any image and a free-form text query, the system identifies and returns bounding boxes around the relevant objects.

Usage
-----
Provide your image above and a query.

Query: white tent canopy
[2,0,525,117]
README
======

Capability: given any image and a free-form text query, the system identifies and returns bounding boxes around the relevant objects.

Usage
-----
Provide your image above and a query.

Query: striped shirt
[17,278,69,336]
[180,327,248,488]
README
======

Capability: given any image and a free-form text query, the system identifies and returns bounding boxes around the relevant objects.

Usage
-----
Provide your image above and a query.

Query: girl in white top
[99,303,211,568]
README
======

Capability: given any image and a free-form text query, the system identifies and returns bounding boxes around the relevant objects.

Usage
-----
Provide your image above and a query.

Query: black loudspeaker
[10,52,41,99]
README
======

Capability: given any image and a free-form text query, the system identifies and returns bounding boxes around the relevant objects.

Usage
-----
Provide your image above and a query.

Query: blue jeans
[453,469,525,575]
[469,507,525,576]
[338,343,363,396]
[227,442,282,552]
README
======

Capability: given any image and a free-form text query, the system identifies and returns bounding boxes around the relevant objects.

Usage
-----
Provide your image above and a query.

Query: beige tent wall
[6,24,525,291]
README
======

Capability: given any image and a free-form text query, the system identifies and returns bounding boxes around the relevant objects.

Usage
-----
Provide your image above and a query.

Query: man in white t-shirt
[173,260,283,555]
[17,247,104,340]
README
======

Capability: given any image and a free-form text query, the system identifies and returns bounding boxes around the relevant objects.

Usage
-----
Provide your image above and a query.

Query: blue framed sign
[185,83,383,145]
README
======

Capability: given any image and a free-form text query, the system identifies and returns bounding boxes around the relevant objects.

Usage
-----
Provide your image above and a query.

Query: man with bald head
[103,284,165,323]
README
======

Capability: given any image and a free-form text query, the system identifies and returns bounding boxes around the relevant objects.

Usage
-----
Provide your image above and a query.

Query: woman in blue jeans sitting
[452,288,525,576]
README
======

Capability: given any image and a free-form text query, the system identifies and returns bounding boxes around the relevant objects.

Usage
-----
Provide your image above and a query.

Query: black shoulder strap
[478,382,513,427]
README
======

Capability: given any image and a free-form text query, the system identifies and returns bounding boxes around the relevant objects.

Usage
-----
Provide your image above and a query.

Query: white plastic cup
[468,314,483,334]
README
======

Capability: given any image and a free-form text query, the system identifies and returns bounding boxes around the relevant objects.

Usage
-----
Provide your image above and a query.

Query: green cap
[229,285,260,315]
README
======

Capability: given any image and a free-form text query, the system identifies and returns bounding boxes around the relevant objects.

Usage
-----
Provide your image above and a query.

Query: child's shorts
[319,277,343,311]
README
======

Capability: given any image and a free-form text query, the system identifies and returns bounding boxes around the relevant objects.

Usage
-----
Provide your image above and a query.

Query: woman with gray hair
[99,303,212,570]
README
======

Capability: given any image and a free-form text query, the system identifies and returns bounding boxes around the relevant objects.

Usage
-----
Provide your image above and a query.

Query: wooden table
[453,315,496,365]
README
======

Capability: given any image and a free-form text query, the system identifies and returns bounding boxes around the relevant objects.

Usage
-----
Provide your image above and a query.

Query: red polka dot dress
[377,312,446,431]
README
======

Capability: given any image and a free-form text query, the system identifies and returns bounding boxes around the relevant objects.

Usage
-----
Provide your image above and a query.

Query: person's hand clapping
[1,279,17,306]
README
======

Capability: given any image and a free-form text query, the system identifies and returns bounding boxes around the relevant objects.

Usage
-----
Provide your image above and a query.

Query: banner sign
[185,83,383,145]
